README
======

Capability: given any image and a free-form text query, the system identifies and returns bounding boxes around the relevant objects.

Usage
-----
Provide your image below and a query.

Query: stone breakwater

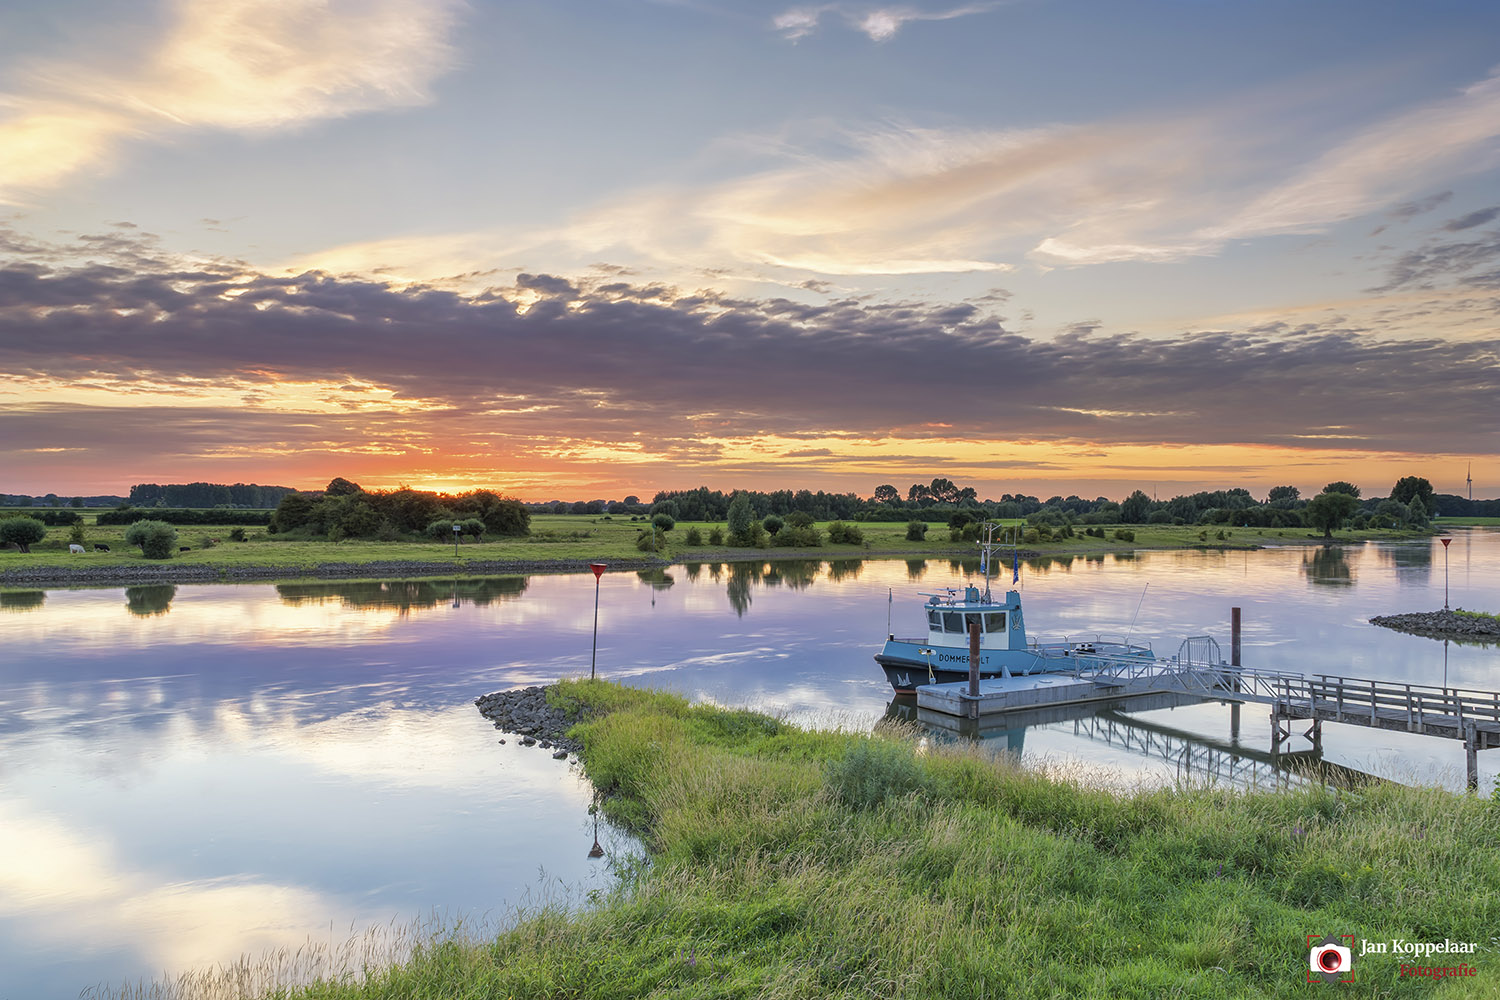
[474,685,582,759]
[1,557,665,588]
[1369,610,1500,639]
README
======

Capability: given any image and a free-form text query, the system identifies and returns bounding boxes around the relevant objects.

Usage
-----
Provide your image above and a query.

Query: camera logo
[1307,934,1355,984]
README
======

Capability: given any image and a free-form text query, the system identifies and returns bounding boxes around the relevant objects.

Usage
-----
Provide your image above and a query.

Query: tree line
[269,478,529,541]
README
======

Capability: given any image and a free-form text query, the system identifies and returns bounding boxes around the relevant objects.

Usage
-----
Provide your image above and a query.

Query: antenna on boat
[887,587,893,636]
[1124,582,1150,646]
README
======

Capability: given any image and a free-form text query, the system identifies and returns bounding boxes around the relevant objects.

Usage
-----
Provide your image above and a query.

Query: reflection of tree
[636,569,675,590]
[726,563,755,617]
[276,577,529,611]
[763,560,817,590]
[1375,543,1432,583]
[682,562,703,581]
[1303,547,1353,587]
[905,559,926,581]
[0,590,46,612]
[825,559,863,582]
[125,585,177,617]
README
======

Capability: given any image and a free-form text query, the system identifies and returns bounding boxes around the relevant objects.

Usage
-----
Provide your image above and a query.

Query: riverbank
[250,679,1496,999]
[0,518,1444,588]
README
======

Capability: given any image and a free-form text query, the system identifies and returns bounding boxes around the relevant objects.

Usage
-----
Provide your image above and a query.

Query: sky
[1,0,1498,503]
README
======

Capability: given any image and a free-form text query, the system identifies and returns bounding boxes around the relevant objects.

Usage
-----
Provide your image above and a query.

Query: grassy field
[196,679,1497,1000]
[0,512,1450,580]
[1437,517,1500,526]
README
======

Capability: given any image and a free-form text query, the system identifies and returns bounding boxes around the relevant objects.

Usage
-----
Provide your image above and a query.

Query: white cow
[69,544,85,554]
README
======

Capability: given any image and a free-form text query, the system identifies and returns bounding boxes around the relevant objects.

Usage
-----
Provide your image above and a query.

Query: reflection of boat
[875,524,1154,695]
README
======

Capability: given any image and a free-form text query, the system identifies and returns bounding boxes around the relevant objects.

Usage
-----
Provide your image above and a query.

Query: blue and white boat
[876,525,1155,694]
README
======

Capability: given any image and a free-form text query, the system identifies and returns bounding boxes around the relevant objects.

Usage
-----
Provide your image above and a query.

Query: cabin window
[984,612,1007,632]
[927,610,942,629]
[965,613,985,634]
[942,611,963,633]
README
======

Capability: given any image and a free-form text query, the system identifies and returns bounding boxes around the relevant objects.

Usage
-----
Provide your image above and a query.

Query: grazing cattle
[94,543,110,552]
[179,546,191,552]
[69,544,85,554]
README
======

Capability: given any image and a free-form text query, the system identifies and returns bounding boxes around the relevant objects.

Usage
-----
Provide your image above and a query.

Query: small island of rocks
[474,684,583,759]
[1369,609,1500,641]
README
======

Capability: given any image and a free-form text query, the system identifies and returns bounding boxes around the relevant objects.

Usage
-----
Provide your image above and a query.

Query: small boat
[875,525,1155,694]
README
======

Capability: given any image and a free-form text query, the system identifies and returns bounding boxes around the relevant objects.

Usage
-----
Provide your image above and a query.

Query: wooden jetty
[916,612,1500,790]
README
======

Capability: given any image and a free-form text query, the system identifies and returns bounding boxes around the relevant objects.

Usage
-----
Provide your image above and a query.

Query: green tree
[70,496,84,508]
[0,516,46,553]
[762,514,784,536]
[124,519,178,558]
[326,477,362,496]
[905,520,927,541]
[1266,485,1300,504]
[726,494,764,547]
[1323,481,1361,499]
[1120,489,1152,523]
[1390,476,1435,513]
[1406,495,1429,526]
[1304,492,1359,540]
[872,484,900,505]
[651,513,676,532]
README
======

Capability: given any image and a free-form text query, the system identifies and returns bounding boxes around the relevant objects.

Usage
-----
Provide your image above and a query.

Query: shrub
[636,527,667,552]
[770,524,822,547]
[68,523,86,546]
[762,514,784,536]
[460,517,486,540]
[905,521,927,541]
[683,526,703,545]
[0,516,45,553]
[651,513,676,532]
[824,737,931,810]
[708,526,725,545]
[426,519,455,540]
[785,511,815,528]
[826,520,863,544]
[1113,528,1135,542]
[124,520,178,559]
[229,527,246,542]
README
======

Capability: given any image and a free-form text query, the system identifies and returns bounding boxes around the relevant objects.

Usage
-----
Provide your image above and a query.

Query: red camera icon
[1306,935,1354,983]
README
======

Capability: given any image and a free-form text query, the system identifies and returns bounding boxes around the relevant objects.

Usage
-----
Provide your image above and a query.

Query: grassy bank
[279,681,1496,999]
[0,513,1444,585]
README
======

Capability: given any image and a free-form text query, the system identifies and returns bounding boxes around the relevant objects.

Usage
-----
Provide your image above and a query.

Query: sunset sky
[2,0,1497,502]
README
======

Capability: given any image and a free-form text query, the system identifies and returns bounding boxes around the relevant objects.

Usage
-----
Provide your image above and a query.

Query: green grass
[170,681,1498,1000]
[1436,517,1500,526]
[0,513,1449,581]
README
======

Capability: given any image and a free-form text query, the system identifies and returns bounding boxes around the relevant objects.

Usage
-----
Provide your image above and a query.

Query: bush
[460,517,486,540]
[785,511,815,528]
[824,737,931,810]
[124,519,178,559]
[1113,528,1135,542]
[708,526,724,546]
[905,521,927,541]
[426,519,455,540]
[770,524,822,547]
[636,527,668,552]
[826,520,863,544]
[683,526,703,545]
[651,513,676,532]
[0,516,46,552]
[229,527,246,542]
[762,514,784,536]
[68,523,86,546]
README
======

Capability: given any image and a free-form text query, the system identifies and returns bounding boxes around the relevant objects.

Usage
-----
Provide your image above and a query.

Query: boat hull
[875,638,1153,694]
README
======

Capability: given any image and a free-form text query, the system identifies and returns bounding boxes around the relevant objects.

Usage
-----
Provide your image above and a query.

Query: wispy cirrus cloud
[0,0,462,202]
[773,2,1002,41]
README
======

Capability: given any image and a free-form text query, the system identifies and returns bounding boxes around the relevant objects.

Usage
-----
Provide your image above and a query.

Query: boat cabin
[922,586,1027,651]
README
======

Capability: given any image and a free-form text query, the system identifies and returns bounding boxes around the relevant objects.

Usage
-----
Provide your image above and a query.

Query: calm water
[2,532,1497,997]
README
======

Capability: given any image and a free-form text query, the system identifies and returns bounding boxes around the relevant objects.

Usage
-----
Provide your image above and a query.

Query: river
[1,532,1495,997]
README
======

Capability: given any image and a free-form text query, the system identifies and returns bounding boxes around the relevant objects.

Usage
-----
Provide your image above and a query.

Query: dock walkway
[916,636,1500,789]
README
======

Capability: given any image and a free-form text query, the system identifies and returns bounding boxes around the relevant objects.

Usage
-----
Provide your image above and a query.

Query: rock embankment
[474,684,582,759]
[1370,610,1500,640]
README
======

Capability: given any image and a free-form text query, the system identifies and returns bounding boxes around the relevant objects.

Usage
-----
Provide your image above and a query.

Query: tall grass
[125,682,1500,998]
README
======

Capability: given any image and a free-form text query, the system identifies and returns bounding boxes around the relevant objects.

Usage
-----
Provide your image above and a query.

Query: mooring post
[968,621,981,702]
[1230,606,1242,739]
[1465,723,1479,793]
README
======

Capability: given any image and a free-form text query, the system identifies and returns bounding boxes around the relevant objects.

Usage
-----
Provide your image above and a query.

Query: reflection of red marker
[590,563,607,678]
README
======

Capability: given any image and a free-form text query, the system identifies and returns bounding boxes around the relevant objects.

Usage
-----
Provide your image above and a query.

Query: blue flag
[980,549,988,576]
[1012,551,1019,584]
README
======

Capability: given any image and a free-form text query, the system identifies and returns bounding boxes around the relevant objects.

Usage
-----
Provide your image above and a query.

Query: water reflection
[275,577,528,610]
[1373,540,1434,584]
[125,584,177,617]
[1302,546,1354,587]
[0,589,46,612]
